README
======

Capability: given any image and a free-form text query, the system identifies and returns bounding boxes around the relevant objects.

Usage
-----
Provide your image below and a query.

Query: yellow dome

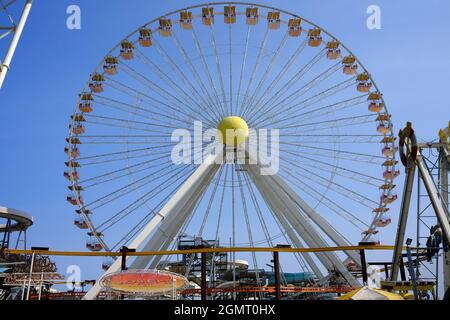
[217,116,249,146]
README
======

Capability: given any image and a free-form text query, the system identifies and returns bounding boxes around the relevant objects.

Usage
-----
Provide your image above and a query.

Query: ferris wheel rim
[66,2,397,254]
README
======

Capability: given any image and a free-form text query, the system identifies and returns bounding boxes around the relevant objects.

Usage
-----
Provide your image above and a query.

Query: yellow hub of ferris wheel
[217,116,249,146]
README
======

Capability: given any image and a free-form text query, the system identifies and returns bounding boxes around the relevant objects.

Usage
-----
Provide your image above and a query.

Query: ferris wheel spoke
[257,77,356,128]
[280,160,378,208]
[85,161,190,212]
[282,149,384,185]
[96,164,196,232]
[78,150,167,169]
[248,38,308,117]
[85,114,183,131]
[280,134,383,143]
[236,168,262,294]
[94,93,196,128]
[241,170,272,246]
[235,25,251,116]
[147,40,221,123]
[228,23,233,116]
[241,31,289,120]
[198,165,225,236]
[247,48,326,121]
[171,32,223,121]
[84,119,175,136]
[118,62,215,127]
[278,94,368,126]
[239,28,270,118]
[208,24,228,115]
[279,114,377,133]
[250,67,351,127]
[83,158,170,189]
[191,25,226,118]
[104,76,191,122]
[279,141,384,164]
[279,172,368,231]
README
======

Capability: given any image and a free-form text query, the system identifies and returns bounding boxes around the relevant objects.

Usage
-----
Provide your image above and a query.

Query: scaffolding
[390,122,450,299]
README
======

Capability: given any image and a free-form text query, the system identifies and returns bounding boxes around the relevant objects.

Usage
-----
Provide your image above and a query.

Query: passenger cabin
[246,7,259,25]
[377,122,391,134]
[89,73,104,93]
[66,137,81,145]
[326,40,341,60]
[308,28,322,47]
[368,92,384,113]
[376,115,391,134]
[373,207,389,214]
[67,194,83,206]
[103,55,119,75]
[202,7,214,26]
[381,192,398,205]
[224,6,236,24]
[64,171,79,181]
[180,11,193,30]
[361,230,380,245]
[356,73,372,93]
[346,260,358,272]
[120,40,135,60]
[70,124,85,135]
[342,55,358,75]
[102,257,114,271]
[68,185,83,192]
[139,28,152,47]
[379,183,395,191]
[86,233,103,252]
[64,146,80,158]
[288,18,302,37]
[65,161,80,168]
[382,145,397,158]
[267,11,280,30]
[71,113,85,122]
[159,18,172,37]
[383,169,400,180]
[375,213,392,227]
[79,93,93,113]
[74,215,88,229]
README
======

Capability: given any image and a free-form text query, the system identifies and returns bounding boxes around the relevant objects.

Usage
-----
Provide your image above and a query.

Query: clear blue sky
[1,0,449,287]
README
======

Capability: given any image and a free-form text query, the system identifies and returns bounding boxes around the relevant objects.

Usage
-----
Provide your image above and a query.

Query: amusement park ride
[0,2,449,300]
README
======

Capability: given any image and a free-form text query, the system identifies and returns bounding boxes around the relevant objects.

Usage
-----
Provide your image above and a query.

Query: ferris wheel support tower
[0,0,33,89]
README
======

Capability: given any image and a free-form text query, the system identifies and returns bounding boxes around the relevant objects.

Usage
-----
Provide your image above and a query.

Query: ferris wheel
[64,2,399,298]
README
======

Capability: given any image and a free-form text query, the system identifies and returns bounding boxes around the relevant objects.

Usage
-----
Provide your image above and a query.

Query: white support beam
[245,163,359,287]
[132,163,219,269]
[390,157,416,281]
[245,165,324,278]
[266,173,362,267]
[0,0,33,89]
[83,149,223,300]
